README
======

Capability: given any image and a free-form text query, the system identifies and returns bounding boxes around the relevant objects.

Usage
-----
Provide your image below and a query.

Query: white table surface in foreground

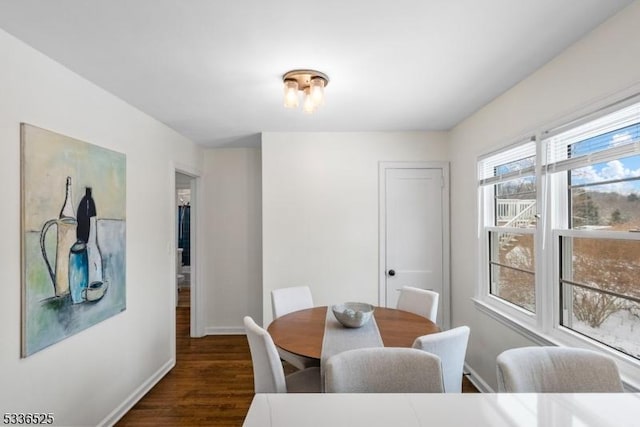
[243,393,640,427]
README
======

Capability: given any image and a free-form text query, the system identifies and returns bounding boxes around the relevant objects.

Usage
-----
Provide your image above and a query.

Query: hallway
[116,292,255,426]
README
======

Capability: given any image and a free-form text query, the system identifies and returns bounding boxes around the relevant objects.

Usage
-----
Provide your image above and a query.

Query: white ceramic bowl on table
[331,302,375,328]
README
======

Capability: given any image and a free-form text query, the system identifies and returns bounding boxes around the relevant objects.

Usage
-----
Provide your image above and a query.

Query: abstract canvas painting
[21,124,126,357]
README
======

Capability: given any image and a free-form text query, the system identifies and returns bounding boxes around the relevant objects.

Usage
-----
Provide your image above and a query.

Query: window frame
[476,138,540,330]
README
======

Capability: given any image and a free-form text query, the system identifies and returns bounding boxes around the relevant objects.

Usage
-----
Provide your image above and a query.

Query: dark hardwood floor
[116,288,478,426]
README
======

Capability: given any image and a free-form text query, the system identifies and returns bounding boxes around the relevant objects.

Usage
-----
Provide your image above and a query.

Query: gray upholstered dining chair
[496,346,624,393]
[396,286,439,323]
[243,316,321,393]
[324,347,444,393]
[412,325,470,393]
[270,286,321,370]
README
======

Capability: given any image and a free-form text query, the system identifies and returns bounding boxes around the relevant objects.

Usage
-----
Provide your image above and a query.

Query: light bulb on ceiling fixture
[310,77,325,107]
[282,69,329,114]
[302,87,316,114]
[283,79,299,108]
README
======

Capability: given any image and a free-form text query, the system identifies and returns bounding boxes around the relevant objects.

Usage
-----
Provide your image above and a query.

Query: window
[546,100,640,361]
[478,139,537,314]
[477,95,640,376]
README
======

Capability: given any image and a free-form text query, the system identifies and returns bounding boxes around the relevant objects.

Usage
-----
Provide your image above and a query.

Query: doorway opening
[175,171,198,337]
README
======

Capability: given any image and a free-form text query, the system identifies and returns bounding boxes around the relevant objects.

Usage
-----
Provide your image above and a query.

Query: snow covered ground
[570,309,640,359]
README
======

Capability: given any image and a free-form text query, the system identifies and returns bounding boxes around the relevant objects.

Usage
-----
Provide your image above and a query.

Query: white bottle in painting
[56,176,78,296]
[40,176,77,297]
[87,216,103,286]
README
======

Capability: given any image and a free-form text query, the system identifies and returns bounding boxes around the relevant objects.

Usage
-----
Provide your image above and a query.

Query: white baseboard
[98,358,175,427]
[204,326,245,335]
[464,362,495,393]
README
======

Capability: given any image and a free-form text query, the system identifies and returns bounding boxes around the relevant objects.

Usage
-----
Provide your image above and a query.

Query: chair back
[496,346,624,393]
[412,326,470,393]
[325,347,444,393]
[396,286,439,322]
[271,286,314,319]
[243,316,287,393]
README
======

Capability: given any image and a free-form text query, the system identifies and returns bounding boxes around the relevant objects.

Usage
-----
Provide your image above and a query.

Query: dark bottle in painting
[69,241,89,304]
[76,187,96,243]
[78,186,103,289]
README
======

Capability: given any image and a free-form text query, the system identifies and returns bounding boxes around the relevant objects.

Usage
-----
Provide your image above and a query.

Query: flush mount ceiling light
[283,69,329,114]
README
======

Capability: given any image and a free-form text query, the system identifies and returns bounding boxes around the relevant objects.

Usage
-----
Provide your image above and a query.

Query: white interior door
[381,165,448,326]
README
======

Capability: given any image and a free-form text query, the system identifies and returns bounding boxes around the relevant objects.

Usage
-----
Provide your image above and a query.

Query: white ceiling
[0,0,634,147]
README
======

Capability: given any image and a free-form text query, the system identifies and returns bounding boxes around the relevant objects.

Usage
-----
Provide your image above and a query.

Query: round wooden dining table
[267,306,439,360]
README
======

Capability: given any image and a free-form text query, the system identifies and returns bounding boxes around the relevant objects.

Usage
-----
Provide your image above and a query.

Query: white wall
[449,0,640,391]
[0,29,202,425]
[202,148,262,332]
[262,132,448,325]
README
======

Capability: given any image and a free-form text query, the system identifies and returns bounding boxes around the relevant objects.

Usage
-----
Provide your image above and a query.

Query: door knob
[387,269,395,277]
